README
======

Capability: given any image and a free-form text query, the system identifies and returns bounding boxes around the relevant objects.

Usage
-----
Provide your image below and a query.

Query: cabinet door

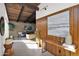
[57,47,71,56]
[46,43,64,56]
[46,43,57,56]
[65,50,71,56]
[60,47,65,56]
[56,46,64,56]
[51,43,57,55]
[57,46,62,56]
[46,43,53,54]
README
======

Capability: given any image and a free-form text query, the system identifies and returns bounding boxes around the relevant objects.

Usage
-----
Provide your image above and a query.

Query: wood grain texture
[36,17,47,50]
[5,3,39,22]
[36,4,79,56]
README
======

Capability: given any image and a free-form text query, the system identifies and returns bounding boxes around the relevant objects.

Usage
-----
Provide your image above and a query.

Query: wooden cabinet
[56,46,64,56]
[36,17,47,49]
[47,35,65,45]
[46,43,54,54]
[65,49,71,56]
[46,41,71,56]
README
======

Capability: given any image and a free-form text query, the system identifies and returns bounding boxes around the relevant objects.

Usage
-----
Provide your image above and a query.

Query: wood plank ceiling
[5,3,40,23]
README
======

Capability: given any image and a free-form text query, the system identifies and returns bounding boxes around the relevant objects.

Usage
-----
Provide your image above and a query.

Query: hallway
[13,40,53,56]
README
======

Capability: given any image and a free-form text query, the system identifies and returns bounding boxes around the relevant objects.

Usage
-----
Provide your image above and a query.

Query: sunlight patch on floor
[13,40,53,56]
[25,44,38,49]
[13,40,36,43]
[22,40,41,49]
[13,40,41,49]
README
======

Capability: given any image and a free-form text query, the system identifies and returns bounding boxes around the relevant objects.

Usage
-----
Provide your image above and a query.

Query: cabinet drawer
[46,42,71,56]
[57,47,71,56]
[65,50,71,56]
[56,46,65,56]
[56,47,61,56]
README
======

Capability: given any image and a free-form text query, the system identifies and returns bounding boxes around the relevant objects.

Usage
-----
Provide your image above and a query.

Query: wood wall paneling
[37,5,79,56]
[36,17,47,50]
[70,7,74,44]
[46,5,79,56]
[6,3,39,22]
[70,6,79,49]
[73,6,78,48]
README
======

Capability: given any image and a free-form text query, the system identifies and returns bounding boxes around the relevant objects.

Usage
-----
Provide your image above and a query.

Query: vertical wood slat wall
[70,5,79,55]
[36,5,79,56]
[70,7,78,48]
[36,17,47,49]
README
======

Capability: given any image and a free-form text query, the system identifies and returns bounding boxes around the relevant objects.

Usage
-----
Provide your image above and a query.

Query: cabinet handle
[59,50,61,53]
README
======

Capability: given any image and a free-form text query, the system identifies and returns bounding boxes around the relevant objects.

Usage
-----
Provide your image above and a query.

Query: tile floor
[13,39,53,56]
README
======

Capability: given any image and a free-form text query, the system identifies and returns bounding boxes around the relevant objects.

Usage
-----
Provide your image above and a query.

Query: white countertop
[63,43,76,52]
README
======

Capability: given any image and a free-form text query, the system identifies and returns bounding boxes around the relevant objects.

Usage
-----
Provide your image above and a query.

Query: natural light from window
[21,40,40,49]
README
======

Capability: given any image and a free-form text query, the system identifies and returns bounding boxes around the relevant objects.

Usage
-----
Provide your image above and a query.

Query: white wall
[0,3,9,56]
[36,3,79,19]
[9,21,26,37]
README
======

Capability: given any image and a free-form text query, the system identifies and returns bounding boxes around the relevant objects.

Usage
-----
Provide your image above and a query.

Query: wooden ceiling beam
[24,11,36,23]
[5,3,39,22]
[17,5,24,22]
[23,4,39,10]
